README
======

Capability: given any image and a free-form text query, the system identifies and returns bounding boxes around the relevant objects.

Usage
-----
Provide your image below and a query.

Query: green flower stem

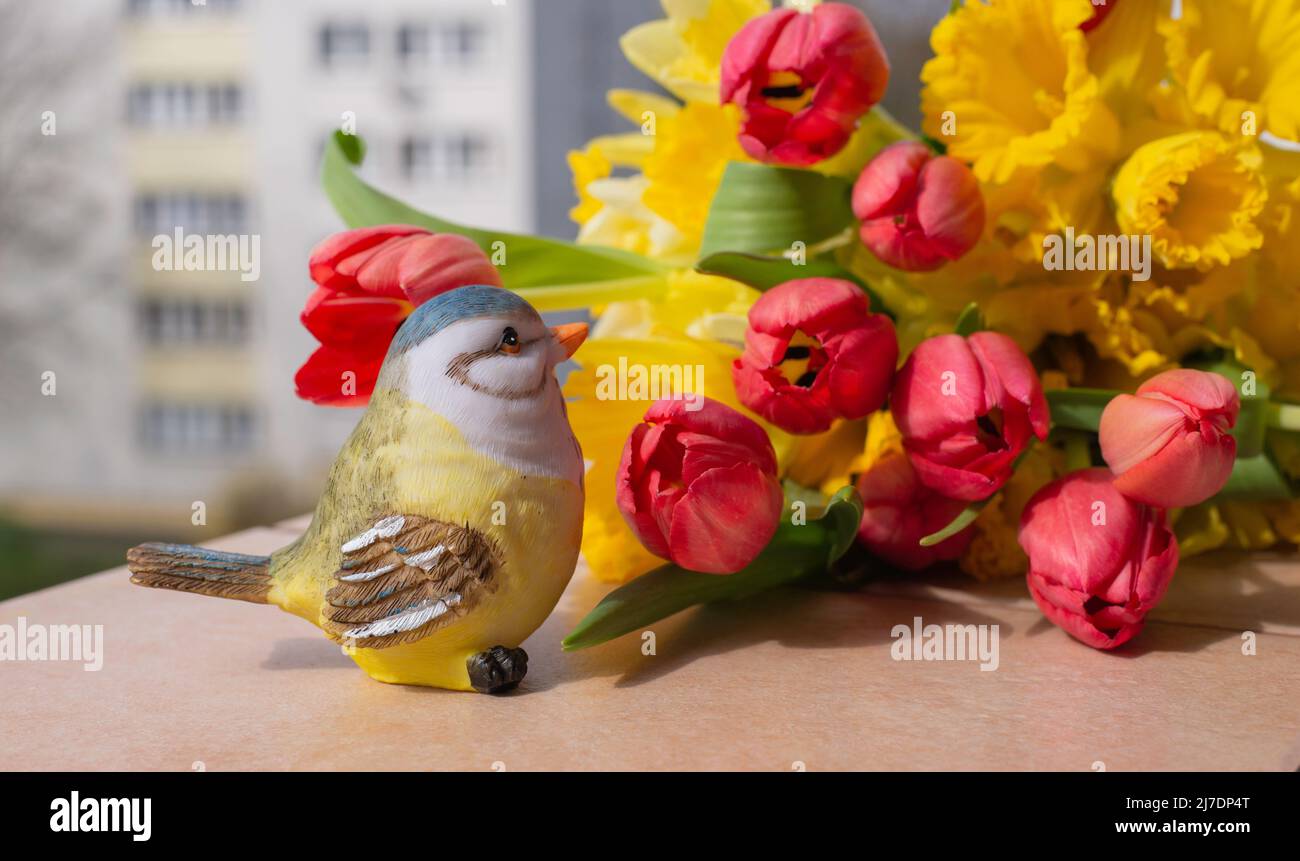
[1062,432,1092,472]
[1045,388,1118,432]
[953,302,985,337]
[918,443,1036,546]
[918,503,985,547]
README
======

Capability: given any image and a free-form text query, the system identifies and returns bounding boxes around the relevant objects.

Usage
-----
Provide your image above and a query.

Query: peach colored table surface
[3,514,1299,771]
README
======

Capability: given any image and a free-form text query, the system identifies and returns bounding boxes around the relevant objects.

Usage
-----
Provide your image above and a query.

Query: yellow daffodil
[1086,0,1171,132]
[1161,0,1300,141]
[785,409,901,498]
[1113,131,1267,271]
[620,0,770,104]
[1172,503,1230,557]
[569,80,752,260]
[567,92,697,263]
[782,419,866,495]
[567,143,611,225]
[1218,501,1282,550]
[1265,500,1300,544]
[575,172,697,264]
[1181,499,1300,556]
[920,0,1119,184]
[1131,261,1252,327]
[1260,159,1300,275]
[642,101,751,252]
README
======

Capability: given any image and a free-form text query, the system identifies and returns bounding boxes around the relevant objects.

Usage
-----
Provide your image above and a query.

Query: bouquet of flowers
[296,0,1300,653]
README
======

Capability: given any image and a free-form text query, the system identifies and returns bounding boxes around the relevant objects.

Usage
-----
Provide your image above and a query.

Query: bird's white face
[402,310,567,402]
[441,312,564,400]
[395,309,587,483]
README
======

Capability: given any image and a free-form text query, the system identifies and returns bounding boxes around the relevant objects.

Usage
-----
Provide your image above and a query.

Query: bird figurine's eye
[499,327,521,355]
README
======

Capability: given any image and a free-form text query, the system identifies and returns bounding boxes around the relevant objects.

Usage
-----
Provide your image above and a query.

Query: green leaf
[699,161,854,259]
[1218,451,1297,500]
[1185,351,1264,397]
[695,250,891,317]
[953,302,984,337]
[562,487,864,651]
[921,135,949,156]
[1045,388,1116,432]
[1234,397,1271,459]
[320,131,666,299]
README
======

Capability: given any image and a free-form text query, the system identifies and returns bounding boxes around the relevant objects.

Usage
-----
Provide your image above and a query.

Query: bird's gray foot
[467,645,528,694]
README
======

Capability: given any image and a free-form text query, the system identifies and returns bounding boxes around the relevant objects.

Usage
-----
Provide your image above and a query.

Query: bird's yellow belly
[351,471,583,690]
[270,401,584,690]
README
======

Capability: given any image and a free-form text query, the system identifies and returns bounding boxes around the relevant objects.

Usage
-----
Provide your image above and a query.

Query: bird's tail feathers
[127,542,272,604]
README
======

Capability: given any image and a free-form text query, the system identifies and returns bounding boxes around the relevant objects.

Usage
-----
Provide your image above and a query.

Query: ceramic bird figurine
[127,285,587,693]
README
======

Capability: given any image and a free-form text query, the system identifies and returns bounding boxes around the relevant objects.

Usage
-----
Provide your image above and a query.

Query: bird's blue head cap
[388,285,535,356]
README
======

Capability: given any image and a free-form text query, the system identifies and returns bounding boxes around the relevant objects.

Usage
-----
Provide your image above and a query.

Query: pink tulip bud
[891,332,1049,501]
[1019,468,1179,650]
[1099,369,1239,509]
[616,397,783,575]
[732,278,898,435]
[720,3,889,166]
[308,224,502,305]
[855,452,974,571]
[852,141,985,272]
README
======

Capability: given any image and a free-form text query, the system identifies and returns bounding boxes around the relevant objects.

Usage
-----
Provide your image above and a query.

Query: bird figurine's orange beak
[551,322,588,359]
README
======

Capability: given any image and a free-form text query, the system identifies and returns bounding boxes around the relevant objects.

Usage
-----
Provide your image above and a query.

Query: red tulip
[731,278,898,435]
[1020,468,1179,650]
[855,451,974,571]
[891,332,1049,501]
[617,397,783,574]
[295,225,502,406]
[720,2,889,166]
[1099,369,1239,508]
[852,141,985,272]
[1080,0,1118,33]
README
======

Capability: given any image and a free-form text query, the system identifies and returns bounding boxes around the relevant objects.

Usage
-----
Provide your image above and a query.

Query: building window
[435,133,490,180]
[134,193,249,235]
[127,82,243,128]
[138,402,257,453]
[127,0,241,17]
[400,134,490,182]
[319,22,369,67]
[400,136,433,180]
[397,23,431,66]
[138,297,250,346]
[438,19,486,66]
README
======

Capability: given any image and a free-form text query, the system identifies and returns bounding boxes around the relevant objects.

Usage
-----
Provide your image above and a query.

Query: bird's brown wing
[323,514,498,650]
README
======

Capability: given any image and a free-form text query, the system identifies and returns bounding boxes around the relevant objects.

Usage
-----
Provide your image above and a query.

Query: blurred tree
[0,0,121,391]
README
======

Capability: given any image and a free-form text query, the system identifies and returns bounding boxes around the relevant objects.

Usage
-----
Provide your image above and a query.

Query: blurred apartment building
[1,0,534,537]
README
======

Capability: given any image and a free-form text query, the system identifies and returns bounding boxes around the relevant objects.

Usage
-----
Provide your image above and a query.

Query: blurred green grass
[0,519,135,602]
